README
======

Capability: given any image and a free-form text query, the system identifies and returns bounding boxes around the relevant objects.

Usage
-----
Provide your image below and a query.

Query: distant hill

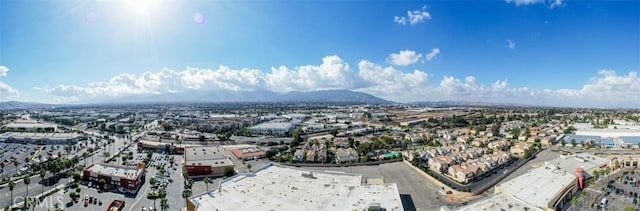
[408,101,532,108]
[99,90,392,104]
[0,101,54,109]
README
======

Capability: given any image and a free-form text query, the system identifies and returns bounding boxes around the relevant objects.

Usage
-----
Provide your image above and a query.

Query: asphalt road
[0,171,72,208]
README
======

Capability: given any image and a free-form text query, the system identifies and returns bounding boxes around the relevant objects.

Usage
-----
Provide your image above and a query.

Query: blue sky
[0,0,638,107]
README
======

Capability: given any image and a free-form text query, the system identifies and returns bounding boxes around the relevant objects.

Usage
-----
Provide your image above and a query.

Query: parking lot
[591,169,640,210]
[0,143,71,179]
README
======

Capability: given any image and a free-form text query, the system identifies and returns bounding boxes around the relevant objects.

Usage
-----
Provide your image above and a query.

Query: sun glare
[125,0,155,16]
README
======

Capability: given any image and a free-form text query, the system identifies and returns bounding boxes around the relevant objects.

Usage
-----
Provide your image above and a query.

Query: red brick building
[83,163,145,193]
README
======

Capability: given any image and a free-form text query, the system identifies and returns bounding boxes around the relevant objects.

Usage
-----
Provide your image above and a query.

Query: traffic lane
[130,168,156,211]
[0,176,49,207]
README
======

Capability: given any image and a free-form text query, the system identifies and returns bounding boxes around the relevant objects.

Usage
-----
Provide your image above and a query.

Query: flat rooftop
[0,132,80,139]
[551,153,609,177]
[3,122,57,128]
[249,122,292,129]
[185,147,232,167]
[190,165,404,211]
[86,163,142,179]
[457,194,536,211]
[496,164,576,210]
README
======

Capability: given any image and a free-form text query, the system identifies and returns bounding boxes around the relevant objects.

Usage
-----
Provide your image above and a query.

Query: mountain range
[102,90,392,104]
[0,90,392,108]
[0,101,54,109]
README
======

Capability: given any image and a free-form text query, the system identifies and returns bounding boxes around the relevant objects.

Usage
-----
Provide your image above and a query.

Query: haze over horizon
[0,0,638,108]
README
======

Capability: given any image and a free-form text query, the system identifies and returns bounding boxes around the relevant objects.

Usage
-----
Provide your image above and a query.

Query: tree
[246,163,252,172]
[182,189,191,203]
[39,170,46,194]
[8,180,15,207]
[160,198,169,211]
[329,128,338,137]
[69,191,77,201]
[265,149,278,159]
[623,204,635,211]
[203,177,211,191]
[24,174,31,209]
[98,179,106,189]
[223,166,236,177]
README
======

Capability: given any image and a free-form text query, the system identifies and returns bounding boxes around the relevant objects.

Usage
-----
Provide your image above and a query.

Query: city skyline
[0,0,639,108]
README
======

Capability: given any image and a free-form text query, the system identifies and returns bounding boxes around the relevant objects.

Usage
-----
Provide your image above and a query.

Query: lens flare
[193,13,205,24]
[84,12,96,24]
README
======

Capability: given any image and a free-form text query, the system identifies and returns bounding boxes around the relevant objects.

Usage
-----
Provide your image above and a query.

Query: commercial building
[184,147,234,177]
[0,132,81,144]
[231,147,266,161]
[82,163,145,193]
[458,163,579,211]
[1,120,57,132]
[137,139,185,154]
[187,164,404,211]
[249,122,294,136]
[456,152,608,211]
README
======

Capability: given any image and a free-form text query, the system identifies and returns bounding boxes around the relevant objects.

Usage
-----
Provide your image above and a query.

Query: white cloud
[394,6,431,25]
[45,56,361,98]
[0,65,19,100]
[40,56,640,108]
[356,61,430,102]
[425,48,440,60]
[492,80,509,89]
[506,40,515,49]
[0,82,19,100]
[549,0,564,8]
[506,0,565,9]
[0,66,7,77]
[393,16,407,25]
[505,0,545,6]
[387,50,422,66]
[265,55,360,92]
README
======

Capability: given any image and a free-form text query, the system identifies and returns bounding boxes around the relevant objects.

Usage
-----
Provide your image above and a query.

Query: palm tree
[8,180,15,207]
[203,177,210,192]
[181,190,191,209]
[160,198,169,211]
[23,174,31,209]
[13,161,19,173]
[39,170,46,193]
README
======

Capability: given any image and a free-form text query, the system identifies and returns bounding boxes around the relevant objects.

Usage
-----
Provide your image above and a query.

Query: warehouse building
[0,132,81,144]
[1,120,57,132]
[184,147,234,177]
[249,122,294,136]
